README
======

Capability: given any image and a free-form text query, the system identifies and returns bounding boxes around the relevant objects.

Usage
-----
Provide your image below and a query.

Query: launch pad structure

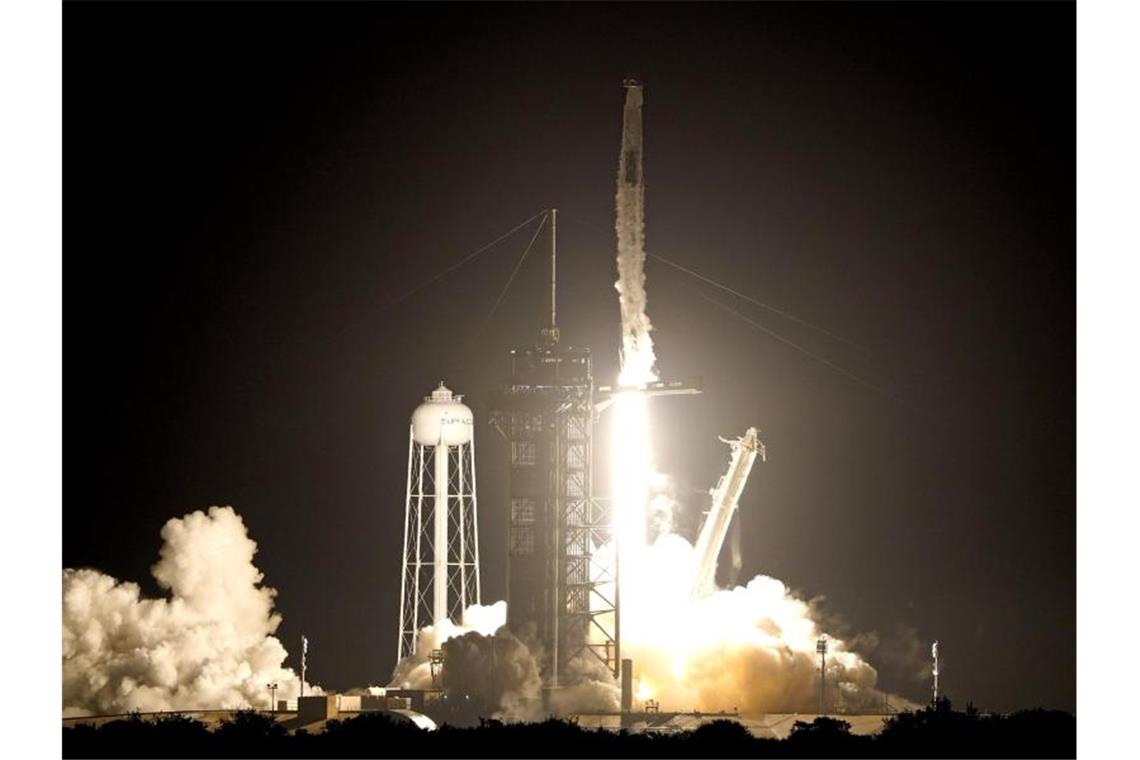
[488,80,707,692]
[387,81,770,712]
[490,329,615,685]
[488,206,623,685]
[488,237,702,690]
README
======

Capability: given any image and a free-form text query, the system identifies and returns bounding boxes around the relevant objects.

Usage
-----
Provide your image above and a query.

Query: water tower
[397,382,481,662]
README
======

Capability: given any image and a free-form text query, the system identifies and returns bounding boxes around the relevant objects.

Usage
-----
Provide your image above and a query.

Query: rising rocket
[618,79,644,190]
[615,79,656,385]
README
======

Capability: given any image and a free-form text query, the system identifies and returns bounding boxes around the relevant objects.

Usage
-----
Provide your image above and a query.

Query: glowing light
[602,359,894,715]
[600,89,895,711]
[611,389,652,578]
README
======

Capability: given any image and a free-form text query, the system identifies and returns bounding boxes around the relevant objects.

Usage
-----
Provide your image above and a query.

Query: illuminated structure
[932,640,940,703]
[489,246,701,691]
[489,83,703,691]
[691,428,765,599]
[398,383,481,662]
[490,213,620,686]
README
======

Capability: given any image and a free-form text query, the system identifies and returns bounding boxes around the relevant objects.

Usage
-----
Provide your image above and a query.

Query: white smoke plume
[389,601,507,692]
[615,82,657,385]
[62,506,317,717]
[575,75,919,719]
[618,531,909,714]
[389,601,547,721]
[546,649,621,716]
[387,549,908,719]
[607,80,906,712]
[438,627,544,722]
[389,601,620,722]
[593,450,921,716]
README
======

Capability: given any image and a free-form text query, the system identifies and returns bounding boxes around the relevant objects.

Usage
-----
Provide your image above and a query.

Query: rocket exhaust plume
[612,79,660,582]
[389,81,912,719]
[604,80,914,716]
[62,507,317,717]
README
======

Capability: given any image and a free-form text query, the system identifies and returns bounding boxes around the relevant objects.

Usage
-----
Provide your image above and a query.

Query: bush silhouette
[63,701,1077,759]
[212,710,287,757]
[687,718,755,754]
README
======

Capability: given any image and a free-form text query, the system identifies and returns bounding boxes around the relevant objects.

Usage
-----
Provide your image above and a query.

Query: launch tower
[490,213,620,686]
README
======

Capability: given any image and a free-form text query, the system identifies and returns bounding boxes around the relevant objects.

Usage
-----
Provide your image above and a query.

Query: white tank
[411,382,474,446]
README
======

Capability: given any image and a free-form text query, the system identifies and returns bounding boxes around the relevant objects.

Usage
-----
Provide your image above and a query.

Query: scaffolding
[492,343,619,685]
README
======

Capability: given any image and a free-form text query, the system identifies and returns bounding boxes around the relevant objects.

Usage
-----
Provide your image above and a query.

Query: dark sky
[66,2,1074,713]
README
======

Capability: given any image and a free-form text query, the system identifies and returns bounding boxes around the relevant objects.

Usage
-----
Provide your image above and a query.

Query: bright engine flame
[611,390,652,577]
[604,353,892,715]
[603,94,895,712]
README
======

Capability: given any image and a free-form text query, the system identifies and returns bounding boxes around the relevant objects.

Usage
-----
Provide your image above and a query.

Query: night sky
[66,2,1074,713]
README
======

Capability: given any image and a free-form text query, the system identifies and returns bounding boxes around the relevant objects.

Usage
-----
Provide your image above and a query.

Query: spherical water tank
[411,382,474,446]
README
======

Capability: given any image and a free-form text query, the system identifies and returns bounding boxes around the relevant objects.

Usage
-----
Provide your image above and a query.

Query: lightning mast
[541,208,560,346]
[493,208,616,689]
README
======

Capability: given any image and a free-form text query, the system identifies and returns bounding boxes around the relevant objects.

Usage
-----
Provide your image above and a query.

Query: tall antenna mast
[551,208,557,329]
[542,208,560,345]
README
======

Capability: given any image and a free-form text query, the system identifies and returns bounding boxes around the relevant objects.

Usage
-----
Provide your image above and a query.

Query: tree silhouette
[63,701,1076,758]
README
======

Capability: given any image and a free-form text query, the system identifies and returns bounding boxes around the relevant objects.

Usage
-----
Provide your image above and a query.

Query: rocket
[619,79,644,190]
[615,78,656,384]
[691,427,766,599]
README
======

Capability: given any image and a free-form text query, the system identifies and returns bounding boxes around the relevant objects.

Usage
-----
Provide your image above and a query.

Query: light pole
[267,683,278,714]
[816,637,828,716]
[301,635,308,697]
[932,640,940,704]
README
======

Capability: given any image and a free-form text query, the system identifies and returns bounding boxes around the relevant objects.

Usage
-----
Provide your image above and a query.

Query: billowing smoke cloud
[389,601,507,693]
[62,506,316,717]
[615,530,916,715]
[601,473,911,714]
[439,628,543,722]
[392,530,910,719]
[615,82,657,385]
[727,512,744,588]
[852,622,936,686]
[389,602,546,721]
[546,648,621,716]
[602,78,911,719]
[389,602,620,722]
